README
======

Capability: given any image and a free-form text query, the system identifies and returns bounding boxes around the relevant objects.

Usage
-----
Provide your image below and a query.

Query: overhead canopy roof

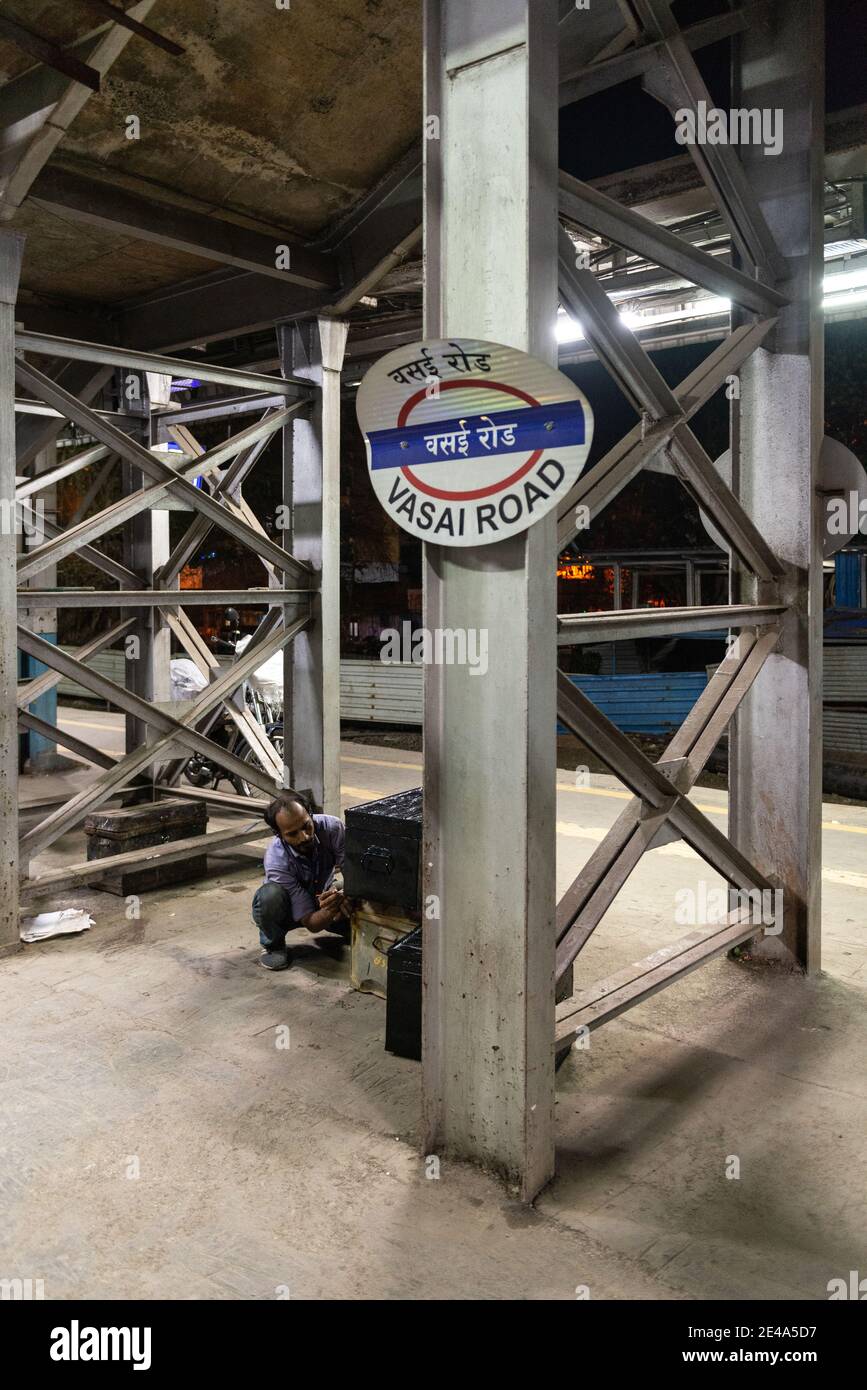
[0,0,421,346]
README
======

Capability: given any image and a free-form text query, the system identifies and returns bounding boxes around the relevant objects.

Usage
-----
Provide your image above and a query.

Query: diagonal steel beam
[18,708,117,771]
[559,8,754,103]
[15,442,108,501]
[74,0,185,55]
[16,362,114,468]
[555,319,778,542]
[68,455,115,526]
[160,421,278,586]
[665,425,784,580]
[0,2,160,220]
[14,362,310,582]
[161,604,283,783]
[633,0,787,282]
[34,511,145,589]
[559,172,788,315]
[558,226,681,418]
[557,319,776,548]
[556,258,782,564]
[557,669,776,873]
[558,416,680,543]
[156,605,285,789]
[555,629,780,978]
[156,427,274,585]
[17,615,135,709]
[555,911,764,1046]
[0,16,101,91]
[18,614,308,857]
[16,627,283,799]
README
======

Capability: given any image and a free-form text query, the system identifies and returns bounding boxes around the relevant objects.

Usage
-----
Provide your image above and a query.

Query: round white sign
[356,337,594,546]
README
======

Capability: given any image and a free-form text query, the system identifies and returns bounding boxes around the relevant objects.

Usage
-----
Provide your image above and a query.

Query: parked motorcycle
[173,618,285,797]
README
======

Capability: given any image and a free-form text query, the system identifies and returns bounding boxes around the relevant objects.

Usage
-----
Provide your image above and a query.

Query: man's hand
[306,888,351,931]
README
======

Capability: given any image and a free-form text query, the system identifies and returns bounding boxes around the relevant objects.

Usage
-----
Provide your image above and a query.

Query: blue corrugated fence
[557,671,709,736]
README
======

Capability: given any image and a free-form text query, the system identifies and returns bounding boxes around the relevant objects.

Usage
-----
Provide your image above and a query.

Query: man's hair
[264,788,311,833]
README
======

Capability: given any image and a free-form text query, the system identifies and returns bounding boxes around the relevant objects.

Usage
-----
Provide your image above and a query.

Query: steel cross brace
[16,612,309,860]
[557,230,782,580]
[155,606,285,791]
[159,604,283,785]
[631,0,788,283]
[157,419,276,585]
[18,708,119,773]
[14,359,311,584]
[16,616,136,710]
[556,317,775,547]
[555,626,781,983]
[558,170,789,317]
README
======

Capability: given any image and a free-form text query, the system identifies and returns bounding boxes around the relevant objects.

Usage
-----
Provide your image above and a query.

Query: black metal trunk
[385,925,422,1060]
[344,787,422,912]
[84,798,208,896]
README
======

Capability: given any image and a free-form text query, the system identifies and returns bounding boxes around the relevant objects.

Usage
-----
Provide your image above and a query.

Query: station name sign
[356,337,594,547]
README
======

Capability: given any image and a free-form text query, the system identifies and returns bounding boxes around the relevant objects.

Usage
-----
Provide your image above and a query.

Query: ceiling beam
[0,16,101,91]
[320,142,423,311]
[559,7,753,105]
[29,165,340,291]
[117,267,328,352]
[74,0,185,57]
[15,357,113,467]
[0,1,159,221]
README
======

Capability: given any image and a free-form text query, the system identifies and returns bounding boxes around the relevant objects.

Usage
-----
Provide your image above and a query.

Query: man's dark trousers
[252,882,296,952]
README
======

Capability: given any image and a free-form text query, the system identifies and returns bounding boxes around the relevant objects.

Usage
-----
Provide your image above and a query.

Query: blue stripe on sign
[368,399,584,470]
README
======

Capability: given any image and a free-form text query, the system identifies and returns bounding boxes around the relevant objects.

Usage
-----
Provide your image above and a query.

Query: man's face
[275,804,316,856]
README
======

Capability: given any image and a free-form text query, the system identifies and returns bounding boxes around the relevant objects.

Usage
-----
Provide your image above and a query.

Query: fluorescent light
[824,264,867,294]
[556,312,584,344]
[823,285,867,310]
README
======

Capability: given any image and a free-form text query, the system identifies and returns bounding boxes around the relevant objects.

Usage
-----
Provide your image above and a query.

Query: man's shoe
[259,949,290,971]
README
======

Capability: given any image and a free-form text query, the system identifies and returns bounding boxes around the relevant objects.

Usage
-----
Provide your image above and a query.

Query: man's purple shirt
[262,813,345,923]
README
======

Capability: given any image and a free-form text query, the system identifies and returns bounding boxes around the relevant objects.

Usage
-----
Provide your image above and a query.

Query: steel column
[280,317,347,813]
[729,0,825,970]
[422,0,559,1199]
[0,230,23,955]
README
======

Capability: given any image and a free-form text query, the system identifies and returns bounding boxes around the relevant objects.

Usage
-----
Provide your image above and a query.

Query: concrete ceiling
[1,0,421,324]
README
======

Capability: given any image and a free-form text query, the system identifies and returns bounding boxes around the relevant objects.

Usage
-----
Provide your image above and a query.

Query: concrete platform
[3,741,866,1300]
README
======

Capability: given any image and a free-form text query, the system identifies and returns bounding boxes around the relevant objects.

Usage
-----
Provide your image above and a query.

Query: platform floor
[3,739,866,1299]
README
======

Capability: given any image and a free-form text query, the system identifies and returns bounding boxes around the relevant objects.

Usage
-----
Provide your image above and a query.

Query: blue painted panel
[557,671,709,736]
[836,552,862,609]
[19,633,58,761]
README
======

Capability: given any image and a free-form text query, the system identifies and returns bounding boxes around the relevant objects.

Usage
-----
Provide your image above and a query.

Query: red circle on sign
[397,379,544,502]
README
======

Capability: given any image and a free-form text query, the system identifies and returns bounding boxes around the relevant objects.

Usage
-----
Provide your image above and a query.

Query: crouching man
[253,789,351,971]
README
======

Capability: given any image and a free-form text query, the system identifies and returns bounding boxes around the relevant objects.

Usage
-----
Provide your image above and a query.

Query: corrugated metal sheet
[56,652,426,725]
[824,645,867,698]
[56,649,126,695]
[340,660,423,724]
[824,709,867,756]
[823,645,867,755]
[557,671,708,735]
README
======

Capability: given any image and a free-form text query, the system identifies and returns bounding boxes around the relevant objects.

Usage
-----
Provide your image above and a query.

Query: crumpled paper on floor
[20,909,94,943]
